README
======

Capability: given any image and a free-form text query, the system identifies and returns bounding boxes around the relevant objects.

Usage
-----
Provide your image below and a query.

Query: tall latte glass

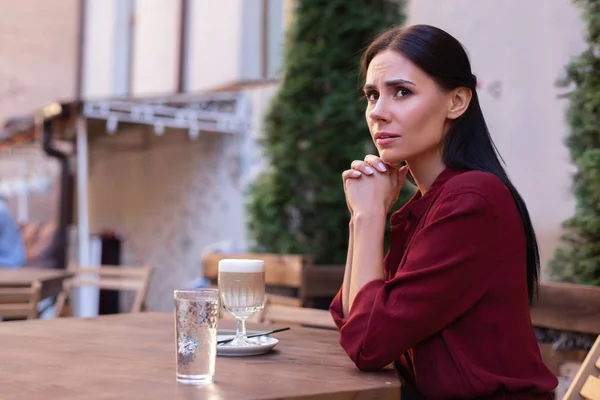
[218,259,265,346]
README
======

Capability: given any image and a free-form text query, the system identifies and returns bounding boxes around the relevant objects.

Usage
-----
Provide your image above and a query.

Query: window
[262,0,286,79]
[113,0,135,96]
[262,0,285,79]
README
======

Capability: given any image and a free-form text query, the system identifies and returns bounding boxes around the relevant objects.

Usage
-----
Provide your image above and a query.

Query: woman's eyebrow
[363,78,416,91]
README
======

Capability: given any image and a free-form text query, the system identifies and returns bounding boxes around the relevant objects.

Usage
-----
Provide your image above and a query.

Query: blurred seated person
[0,196,26,268]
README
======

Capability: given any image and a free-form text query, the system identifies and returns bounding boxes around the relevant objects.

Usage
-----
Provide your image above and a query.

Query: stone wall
[87,84,278,311]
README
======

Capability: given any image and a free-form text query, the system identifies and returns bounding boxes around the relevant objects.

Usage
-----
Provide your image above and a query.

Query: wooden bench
[531,282,600,335]
[262,302,337,330]
[530,282,600,395]
[202,252,344,308]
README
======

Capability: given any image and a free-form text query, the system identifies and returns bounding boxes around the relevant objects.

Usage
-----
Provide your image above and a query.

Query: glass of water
[218,259,265,347]
[174,288,220,384]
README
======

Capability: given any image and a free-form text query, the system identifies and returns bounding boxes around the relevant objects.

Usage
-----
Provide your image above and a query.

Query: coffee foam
[218,259,265,273]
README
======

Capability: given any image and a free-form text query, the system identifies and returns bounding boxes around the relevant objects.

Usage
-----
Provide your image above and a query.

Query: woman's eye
[395,87,411,97]
[365,91,379,102]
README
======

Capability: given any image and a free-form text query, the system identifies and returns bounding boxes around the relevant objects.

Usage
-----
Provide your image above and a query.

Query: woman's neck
[406,152,446,195]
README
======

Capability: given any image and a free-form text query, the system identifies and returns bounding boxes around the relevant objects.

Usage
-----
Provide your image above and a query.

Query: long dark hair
[362,24,540,304]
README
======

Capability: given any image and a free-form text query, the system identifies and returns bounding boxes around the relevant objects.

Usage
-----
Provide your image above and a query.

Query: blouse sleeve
[330,191,499,371]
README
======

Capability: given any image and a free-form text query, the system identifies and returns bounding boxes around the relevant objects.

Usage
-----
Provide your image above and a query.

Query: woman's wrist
[353,211,386,249]
[353,209,387,223]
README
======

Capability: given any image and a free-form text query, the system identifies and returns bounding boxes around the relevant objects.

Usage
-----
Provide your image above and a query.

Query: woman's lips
[376,136,400,146]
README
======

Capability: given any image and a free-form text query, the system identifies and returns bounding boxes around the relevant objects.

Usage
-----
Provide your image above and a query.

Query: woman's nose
[368,99,391,123]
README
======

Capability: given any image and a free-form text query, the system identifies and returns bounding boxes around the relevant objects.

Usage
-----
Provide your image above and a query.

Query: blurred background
[0,0,588,309]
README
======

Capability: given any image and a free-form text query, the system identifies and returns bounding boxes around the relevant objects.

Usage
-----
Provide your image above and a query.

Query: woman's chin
[379,152,405,168]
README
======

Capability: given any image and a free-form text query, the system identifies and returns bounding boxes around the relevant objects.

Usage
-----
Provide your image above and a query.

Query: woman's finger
[350,160,375,175]
[388,164,409,188]
[364,154,387,172]
[342,169,362,181]
[399,164,409,175]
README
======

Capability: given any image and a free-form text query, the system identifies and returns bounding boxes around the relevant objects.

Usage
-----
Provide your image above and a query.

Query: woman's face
[364,49,455,167]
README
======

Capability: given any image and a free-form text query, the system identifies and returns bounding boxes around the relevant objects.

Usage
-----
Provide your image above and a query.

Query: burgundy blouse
[330,168,557,399]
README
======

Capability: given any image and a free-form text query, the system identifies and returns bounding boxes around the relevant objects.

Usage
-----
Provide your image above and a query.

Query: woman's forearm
[349,211,386,311]
[342,219,354,317]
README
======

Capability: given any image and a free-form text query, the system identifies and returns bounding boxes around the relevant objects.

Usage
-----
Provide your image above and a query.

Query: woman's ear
[447,87,473,120]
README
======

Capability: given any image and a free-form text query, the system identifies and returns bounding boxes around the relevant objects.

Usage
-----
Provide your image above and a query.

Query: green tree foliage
[247,0,413,264]
[550,0,600,285]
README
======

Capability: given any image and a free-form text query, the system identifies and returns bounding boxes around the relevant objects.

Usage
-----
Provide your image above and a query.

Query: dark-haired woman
[330,24,557,399]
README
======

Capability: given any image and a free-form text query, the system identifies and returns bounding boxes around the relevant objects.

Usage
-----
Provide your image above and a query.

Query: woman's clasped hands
[342,154,409,217]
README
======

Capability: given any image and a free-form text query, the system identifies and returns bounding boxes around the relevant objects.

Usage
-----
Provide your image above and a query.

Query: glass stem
[236,318,247,340]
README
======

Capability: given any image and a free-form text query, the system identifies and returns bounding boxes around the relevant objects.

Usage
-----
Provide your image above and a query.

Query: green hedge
[247,0,414,265]
[550,0,600,285]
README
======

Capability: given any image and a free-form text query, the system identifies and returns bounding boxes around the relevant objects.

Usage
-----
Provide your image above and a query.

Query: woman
[329,24,558,399]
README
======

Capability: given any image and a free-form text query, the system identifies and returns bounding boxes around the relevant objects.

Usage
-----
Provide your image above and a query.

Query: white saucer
[216,330,279,357]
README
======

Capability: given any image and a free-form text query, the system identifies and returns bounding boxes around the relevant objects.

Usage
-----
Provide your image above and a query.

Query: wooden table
[0,312,400,399]
[0,268,71,299]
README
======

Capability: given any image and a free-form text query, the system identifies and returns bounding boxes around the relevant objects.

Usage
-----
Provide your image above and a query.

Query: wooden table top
[0,268,71,299]
[0,312,400,399]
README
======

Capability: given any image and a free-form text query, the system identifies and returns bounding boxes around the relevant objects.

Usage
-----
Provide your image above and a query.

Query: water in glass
[174,288,220,384]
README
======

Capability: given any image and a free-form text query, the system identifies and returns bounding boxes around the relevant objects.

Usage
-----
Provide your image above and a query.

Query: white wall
[131,0,181,95]
[0,0,79,117]
[184,0,245,91]
[406,0,586,271]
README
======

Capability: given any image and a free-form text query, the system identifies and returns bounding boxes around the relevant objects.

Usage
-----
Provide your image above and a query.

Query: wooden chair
[203,252,344,307]
[54,265,153,317]
[0,281,42,320]
[564,335,600,400]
